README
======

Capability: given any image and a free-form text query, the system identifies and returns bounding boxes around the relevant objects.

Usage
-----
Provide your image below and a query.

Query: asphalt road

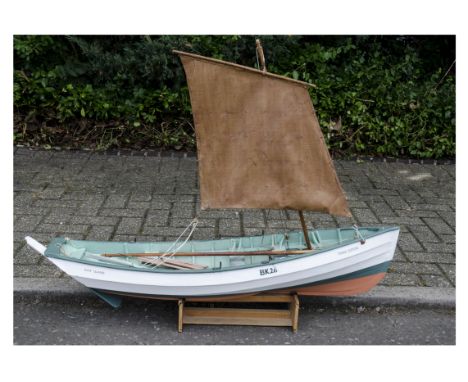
[13,296,455,345]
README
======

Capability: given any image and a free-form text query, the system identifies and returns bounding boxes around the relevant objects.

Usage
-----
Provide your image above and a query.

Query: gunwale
[45,226,399,274]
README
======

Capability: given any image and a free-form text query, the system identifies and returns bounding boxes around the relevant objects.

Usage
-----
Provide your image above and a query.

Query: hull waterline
[92,272,388,302]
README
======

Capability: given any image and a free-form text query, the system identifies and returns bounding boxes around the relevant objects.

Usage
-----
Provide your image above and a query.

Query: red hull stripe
[281,272,387,296]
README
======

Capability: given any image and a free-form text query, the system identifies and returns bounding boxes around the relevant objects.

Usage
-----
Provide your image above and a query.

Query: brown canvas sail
[175,50,351,217]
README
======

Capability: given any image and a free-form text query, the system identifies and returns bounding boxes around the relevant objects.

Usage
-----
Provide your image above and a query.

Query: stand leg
[290,294,299,333]
[178,299,184,333]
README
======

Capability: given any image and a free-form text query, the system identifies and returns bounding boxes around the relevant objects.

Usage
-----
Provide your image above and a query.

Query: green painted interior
[45,226,398,273]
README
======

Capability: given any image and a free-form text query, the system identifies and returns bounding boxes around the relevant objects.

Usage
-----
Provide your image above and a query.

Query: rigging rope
[164,218,199,256]
[146,217,199,268]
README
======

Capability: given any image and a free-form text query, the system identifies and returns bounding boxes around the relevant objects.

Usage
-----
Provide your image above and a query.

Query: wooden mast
[298,211,313,250]
[256,39,267,72]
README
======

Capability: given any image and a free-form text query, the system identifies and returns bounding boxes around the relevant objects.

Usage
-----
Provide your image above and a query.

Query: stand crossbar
[178,294,299,332]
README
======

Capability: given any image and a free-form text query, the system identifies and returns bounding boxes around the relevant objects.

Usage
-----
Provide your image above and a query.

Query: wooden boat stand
[177,293,299,332]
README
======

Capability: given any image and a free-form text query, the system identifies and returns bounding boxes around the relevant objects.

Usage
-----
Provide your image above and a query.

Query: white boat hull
[44,229,399,298]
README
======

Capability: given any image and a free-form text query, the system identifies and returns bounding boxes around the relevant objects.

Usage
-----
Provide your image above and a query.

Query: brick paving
[13,148,456,289]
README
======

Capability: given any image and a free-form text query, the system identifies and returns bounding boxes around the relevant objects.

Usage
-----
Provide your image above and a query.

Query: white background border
[1,1,463,381]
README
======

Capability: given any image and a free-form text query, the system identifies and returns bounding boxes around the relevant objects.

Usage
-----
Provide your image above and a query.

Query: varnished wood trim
[102,249,311,258]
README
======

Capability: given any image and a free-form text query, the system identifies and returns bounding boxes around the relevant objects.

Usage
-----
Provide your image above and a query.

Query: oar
[102,249,312,258]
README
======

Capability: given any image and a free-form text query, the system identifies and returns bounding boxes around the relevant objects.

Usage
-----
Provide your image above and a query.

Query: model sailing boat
[25,42,399,306]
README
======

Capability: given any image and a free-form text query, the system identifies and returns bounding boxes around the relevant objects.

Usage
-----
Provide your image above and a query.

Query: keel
[90,289,122,309]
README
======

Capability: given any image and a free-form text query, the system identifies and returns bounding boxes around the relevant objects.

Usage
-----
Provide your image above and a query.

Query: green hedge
[14,35,455,158]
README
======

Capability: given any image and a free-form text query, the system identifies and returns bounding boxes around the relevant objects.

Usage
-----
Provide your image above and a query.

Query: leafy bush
[284,37,455,158]
[13,35,455,158]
